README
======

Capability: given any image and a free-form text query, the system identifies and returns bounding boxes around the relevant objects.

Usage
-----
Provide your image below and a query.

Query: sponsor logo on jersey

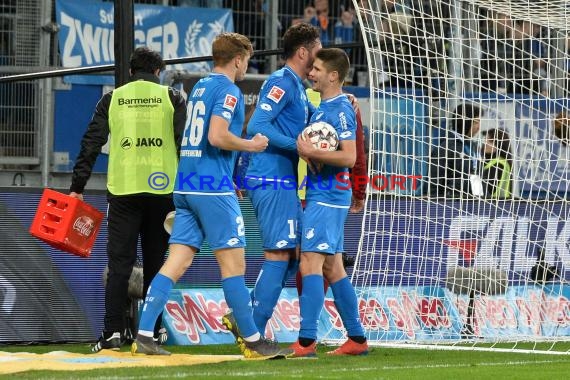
[340,131,353,138]
[275,240,288,248]
[223,94,237,111]
[222,111,232,120]
[260,103,272,112]
[118,96,162,106]
[339,112,348,130]
[317,243,330,250]
[267,86,285,103]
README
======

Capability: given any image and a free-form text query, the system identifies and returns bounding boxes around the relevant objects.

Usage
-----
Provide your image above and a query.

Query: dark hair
[315,48,350,84]
[450,103,481,137]
[282,23,320,60]
[554,110,570,146]
[129,47,165,75]
[488,128,511,155]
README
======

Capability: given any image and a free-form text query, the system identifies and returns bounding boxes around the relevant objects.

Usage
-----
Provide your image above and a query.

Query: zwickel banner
[55,0,233,74]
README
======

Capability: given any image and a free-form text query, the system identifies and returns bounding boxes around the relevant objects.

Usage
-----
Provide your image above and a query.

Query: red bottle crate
[29,189,104,257]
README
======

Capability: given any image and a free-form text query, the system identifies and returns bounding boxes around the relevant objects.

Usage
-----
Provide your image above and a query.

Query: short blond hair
[212,32,253,66]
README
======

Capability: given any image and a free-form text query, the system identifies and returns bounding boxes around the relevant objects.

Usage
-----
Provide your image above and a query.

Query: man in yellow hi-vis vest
[482,128,512,199]
[69,47,186,352]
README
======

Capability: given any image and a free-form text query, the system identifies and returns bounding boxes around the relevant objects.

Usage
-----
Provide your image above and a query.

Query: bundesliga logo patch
[223,94,237,111]
[267,86,285,103]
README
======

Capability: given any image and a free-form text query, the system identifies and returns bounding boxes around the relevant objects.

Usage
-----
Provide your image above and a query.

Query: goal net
[329,0,570,352]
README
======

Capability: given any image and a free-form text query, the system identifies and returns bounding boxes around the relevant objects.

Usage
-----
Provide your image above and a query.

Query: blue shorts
[169,193,246,251]
[301,201,348,254]
[248,179,301,250]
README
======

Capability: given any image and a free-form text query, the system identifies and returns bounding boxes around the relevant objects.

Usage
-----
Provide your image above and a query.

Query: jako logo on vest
[117,97,163,106]
[120,137,164,149]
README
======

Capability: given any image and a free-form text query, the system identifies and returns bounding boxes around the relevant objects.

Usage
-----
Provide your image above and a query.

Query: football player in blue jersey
[131,32,293,359]
[238,23,323,337]
[290,48,368,357]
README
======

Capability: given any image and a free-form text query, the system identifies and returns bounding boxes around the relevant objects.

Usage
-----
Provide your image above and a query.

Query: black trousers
[104,194,174,334]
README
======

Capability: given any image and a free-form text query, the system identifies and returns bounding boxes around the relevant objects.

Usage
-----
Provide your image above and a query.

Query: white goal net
[332,0,570,352]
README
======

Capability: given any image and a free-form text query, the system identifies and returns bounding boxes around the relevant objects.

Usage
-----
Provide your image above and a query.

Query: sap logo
[275,240,288,248]
[317,243,329,250]
[339,112,347,130]
[136,137,163,147]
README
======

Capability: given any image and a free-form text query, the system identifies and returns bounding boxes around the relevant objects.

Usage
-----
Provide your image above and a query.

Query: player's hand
[234,185,244,200]
[349,198,364,213]
[249,133,269,152]
[301,155,319,175]
[297,133,315,158]
[69,192,84,201]
[346,93,359,113]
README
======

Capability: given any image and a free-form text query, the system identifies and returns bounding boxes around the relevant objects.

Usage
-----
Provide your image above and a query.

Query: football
[301,121,339,151]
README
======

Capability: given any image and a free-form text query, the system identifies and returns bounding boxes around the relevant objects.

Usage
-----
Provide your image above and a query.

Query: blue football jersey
[175,73,244,193]
[304,94,356,206]
[246,66,314,180]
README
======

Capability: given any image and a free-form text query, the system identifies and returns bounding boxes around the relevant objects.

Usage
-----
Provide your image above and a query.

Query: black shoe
[131,335,171,356]
[243,337,294,360]
[91,331,123,353]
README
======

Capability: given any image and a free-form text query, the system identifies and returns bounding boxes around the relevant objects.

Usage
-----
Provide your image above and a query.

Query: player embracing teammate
[223,21,367,357]
[290,48,368,357]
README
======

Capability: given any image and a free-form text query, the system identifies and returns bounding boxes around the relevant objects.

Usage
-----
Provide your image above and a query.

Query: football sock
[222,275,258,338]
[299,337,316,347]
[252,260,288,334]
[331,277,365,337]
[283,259,299,287]
[138,273,174,337]
[349,336,367,344]
[299,274,325,341]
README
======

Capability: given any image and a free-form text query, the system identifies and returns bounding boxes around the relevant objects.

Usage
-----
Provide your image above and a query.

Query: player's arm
[70,92,112,199]
[350,109,367,212]
[247,80,297,151]
[297,137,356,168]
[169,87,188,153]
[209,115,267,152]
[352,110,367,177]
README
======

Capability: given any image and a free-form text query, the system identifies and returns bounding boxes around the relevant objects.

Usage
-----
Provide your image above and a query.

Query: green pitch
[2,343,570,379]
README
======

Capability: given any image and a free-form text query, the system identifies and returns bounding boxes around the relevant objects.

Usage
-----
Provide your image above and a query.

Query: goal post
[327,0,570,352]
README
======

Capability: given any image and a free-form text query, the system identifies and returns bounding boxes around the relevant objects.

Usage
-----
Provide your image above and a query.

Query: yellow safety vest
[484,157,512,199]
[107,80,177,195]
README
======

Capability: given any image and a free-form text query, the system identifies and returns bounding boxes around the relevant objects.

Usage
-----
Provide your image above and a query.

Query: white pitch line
[73,359,570,380]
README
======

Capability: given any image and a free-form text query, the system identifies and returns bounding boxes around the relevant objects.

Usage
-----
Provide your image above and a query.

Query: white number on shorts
[236,216,245,236]
[287,219,296,239]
